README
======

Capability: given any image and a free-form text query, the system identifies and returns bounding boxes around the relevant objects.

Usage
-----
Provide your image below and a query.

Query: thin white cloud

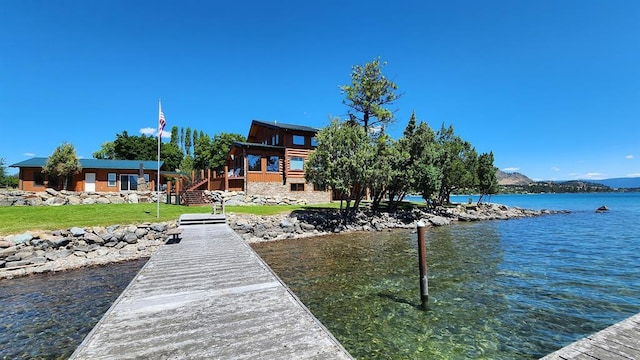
[368,125,383,135]
[140,127,156,136]
[24,152,35,157]
[626,173,640,177]
[581,172,605,180]
[502,167,519,172]
[140,127,171,138]
[551,167,560,171]
[625,155,633,159]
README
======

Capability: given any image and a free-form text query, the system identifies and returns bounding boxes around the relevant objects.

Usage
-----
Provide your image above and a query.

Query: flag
[158,105,166,138]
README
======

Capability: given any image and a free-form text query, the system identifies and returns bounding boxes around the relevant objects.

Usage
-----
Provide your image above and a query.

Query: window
[271,134,280,146]
[313,183,327,191]
[108,173,117,187]
[290,183,305,191]
[248,154,261,171]
[34,171,45,186]
[267,156,279,172]
[120,174,136,191]
[311,137,318,147]
[289,157,304,171]
[292,135,305,146]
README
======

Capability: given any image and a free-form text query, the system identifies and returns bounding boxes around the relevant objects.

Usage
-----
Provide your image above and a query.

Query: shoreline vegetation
[0,202,569,280]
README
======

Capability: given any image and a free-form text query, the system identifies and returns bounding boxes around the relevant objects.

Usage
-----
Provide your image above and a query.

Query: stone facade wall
[246,181,331,204]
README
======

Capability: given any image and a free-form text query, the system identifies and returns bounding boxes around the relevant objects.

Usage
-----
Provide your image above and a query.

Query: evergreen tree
[340,57,401,133]
[435,124,478,205]
[305,118,373,220]
[408,119,442,206]
[477,152,499,203]
[369,133,396,212]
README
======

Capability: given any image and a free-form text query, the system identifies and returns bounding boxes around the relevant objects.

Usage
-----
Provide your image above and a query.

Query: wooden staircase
[188,178,209,191]
[180,190,212,206]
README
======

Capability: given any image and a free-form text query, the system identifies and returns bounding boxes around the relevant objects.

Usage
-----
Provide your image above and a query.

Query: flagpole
[157,99,161,218]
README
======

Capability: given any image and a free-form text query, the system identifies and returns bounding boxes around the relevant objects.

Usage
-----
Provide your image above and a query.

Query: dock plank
[541,313,640,360]
[71,222,352,359]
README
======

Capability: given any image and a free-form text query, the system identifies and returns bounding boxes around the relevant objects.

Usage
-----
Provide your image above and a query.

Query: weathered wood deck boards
[541,312,640,360]
[71,219,352,359]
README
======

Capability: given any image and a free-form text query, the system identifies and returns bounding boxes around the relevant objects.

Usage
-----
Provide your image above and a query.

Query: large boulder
[70,227,86,237]
[428,216,450,227]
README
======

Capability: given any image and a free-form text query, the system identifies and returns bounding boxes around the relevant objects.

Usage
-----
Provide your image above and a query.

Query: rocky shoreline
[0,203,568,280]
[0,222,176,279]
[228,202,567,243]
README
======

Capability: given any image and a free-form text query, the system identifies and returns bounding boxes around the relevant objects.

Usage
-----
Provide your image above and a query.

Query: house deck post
[224,165,229,191]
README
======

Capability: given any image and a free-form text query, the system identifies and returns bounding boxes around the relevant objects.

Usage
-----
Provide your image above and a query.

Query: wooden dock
[541,312,640,359]
[71,214,352,359]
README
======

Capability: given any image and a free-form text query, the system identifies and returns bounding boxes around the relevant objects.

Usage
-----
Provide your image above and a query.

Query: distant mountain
[589,177,640,189]
[496,170,533,186]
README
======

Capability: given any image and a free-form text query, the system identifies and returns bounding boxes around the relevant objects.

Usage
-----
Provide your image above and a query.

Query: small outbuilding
[10,157,167,192]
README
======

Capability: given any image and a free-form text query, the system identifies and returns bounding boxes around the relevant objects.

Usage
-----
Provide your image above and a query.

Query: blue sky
[2,0,638,181]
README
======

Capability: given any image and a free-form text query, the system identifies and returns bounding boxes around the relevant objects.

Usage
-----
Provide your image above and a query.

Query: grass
[0,202,342,236]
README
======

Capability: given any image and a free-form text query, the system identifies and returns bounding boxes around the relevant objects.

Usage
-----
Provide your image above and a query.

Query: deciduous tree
[208,132,245,172]
[184,127,192,156]
[113,131,157,160]
[0,158,6,187]
[170,126,179,144]
[43,142,82,190]
[92,141,116,159]
[161,142,183,172]
[193,133,212,170]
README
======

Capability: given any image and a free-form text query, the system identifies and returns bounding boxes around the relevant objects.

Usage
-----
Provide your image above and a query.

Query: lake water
[0,259,146,360]
[1,193,638,359]
[252,193,640,359]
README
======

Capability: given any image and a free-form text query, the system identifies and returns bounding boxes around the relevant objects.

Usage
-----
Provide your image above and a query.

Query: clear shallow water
[253,193,640,359]
[0,259,146,360]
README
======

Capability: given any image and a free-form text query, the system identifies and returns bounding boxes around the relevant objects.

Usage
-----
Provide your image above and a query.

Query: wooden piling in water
[417,220,429,307]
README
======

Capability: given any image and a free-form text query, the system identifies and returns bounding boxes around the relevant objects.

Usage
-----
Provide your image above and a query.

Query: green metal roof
[10,157,164,170]
[251,120,319,133]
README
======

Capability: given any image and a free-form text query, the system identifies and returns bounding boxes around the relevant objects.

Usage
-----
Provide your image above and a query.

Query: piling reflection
[253,223,511,359]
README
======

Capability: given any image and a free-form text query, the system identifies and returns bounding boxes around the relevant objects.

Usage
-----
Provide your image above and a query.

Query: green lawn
[0,203,341,235]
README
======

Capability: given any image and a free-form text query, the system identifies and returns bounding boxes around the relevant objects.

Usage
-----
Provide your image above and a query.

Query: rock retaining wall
[204,190,315,206]
[2,189,319,207]
[0,189,163,206]
[0,221,176,279]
